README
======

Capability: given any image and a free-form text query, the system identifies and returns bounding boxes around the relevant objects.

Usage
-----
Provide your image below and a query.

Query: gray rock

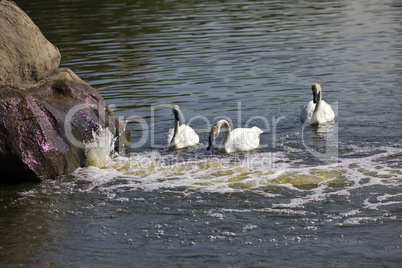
[0,1,131,182]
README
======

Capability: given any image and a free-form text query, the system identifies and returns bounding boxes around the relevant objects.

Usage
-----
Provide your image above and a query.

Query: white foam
[71,137,402,211]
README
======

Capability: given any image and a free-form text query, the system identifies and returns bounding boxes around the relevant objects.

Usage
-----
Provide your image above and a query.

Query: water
[1,0,402,266]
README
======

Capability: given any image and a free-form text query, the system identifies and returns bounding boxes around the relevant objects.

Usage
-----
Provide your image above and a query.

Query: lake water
[1,0,402,266]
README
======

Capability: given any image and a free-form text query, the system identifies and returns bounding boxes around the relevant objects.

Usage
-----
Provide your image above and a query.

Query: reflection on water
[2,0,402,266]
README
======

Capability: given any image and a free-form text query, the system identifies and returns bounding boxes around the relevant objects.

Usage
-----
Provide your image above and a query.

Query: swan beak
[207,135,214,150]
[313,91,317,104]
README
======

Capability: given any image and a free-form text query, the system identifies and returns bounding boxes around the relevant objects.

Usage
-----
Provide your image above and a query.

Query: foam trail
[72,143,402,200]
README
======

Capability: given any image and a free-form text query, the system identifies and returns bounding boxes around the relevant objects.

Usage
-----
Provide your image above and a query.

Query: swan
[165,105,199,149]
[207,119,263,153]
[300,83,335,124]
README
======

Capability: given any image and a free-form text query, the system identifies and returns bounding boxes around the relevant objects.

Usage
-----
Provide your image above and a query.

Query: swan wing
[300,100,315,123]
[179,125,199,145]
[226,127,262,152]
[320,100,335,122]
[171,124,199,149]
[312,100,335,123]
[244,127,263,149]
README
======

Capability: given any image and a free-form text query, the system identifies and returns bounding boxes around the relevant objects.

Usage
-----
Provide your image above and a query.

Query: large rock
[0,0,61,89]
[0,1,130,182]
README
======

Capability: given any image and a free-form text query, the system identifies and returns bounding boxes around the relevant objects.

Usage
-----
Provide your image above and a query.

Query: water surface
[1,0,401,266]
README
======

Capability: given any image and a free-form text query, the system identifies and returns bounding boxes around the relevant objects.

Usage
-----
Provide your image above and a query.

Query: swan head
[206,124,220,150]
[172,105,180,121]
[312,83,322,104]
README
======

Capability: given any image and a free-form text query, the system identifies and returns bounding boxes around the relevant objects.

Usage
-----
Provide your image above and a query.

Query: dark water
[1,0,402,267]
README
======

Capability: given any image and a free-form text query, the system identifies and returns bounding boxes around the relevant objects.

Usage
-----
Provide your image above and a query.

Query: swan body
[300,83,335,124]
[165,105,199,149]
[207,119,263,153]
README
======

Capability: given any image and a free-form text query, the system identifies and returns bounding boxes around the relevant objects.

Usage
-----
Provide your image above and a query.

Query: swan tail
[251,126,263,134]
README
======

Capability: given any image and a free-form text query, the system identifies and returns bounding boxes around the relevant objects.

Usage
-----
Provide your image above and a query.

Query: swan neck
[314,91,322,112]
[219,120,231,145]
[172,118,180,141]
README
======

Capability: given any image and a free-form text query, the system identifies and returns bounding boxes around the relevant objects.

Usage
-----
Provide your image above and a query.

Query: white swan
[207,119,263,153]
[300,83,335,124]
[165,105,199,149]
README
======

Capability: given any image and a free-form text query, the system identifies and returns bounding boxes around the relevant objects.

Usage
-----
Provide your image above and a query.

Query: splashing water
[84,127,117,168]
[75,129,402,201]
